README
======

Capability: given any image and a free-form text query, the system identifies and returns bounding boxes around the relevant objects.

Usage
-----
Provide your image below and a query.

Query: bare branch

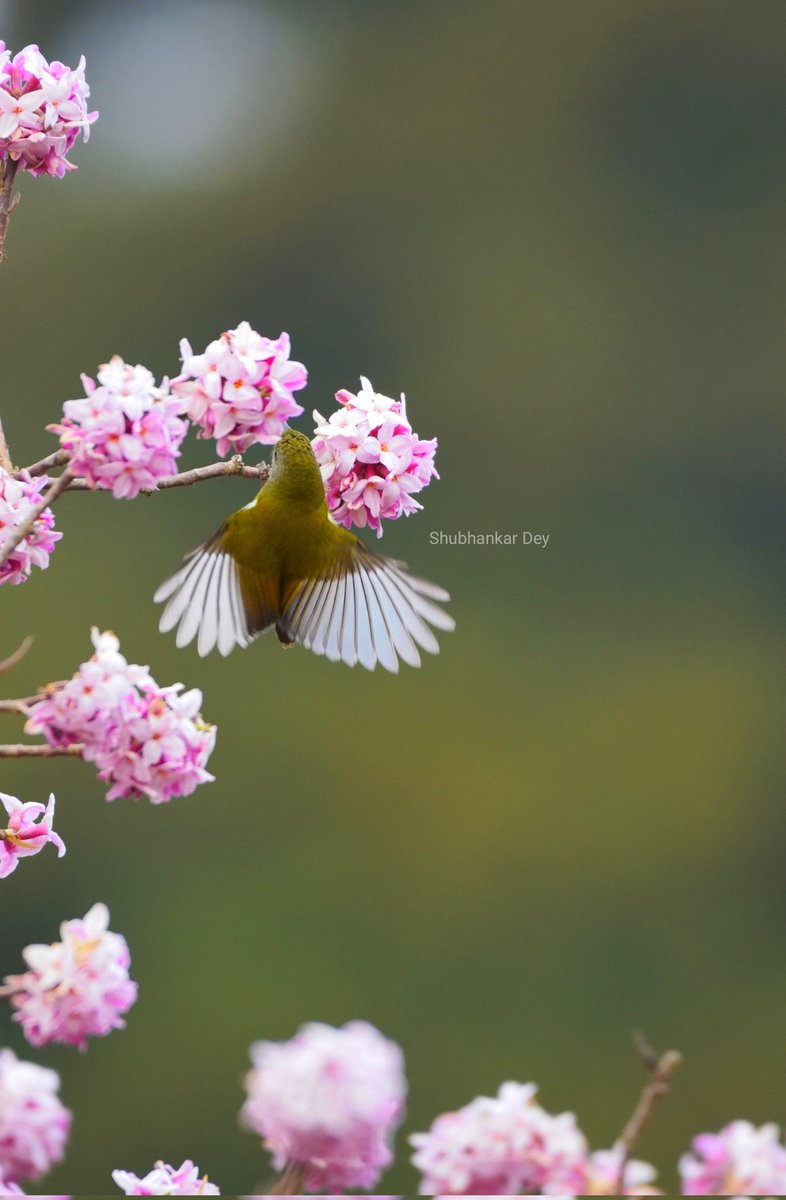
[0,742,83,758]
[0,417,13,473]
[0,158,19,265]
[0,637,34,677]
[615,1034,682,1187]
[0,467,73,572]
[21,449,70,479]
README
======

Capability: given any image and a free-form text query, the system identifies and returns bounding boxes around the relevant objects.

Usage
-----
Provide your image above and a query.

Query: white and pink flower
[50,358,188,500]
[0,467,62,586]
[0,1049,71,1183]
[0,793,65,879]
[0,42,96,177]
[112,1160,220,1196]
[241,1020,406,1192]
[312,377,438,537]
[679,1119,786,1195]
[3,902,137,1051]
[173,323,307,457]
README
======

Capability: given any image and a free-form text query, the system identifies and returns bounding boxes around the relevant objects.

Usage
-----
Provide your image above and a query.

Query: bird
[154,429,454,672]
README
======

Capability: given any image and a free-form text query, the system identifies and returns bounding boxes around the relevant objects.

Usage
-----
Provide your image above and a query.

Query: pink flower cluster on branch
[0,792,64,878]
[112,1159,219,1195]
[25,629,216,804]
[49,357,188,499]
[679,1119,786,1195]
[173,323,307,456]
[240,1020,407,1192]
[3,902,137,1051]
[0,43,96,177]
[0,1048,70,1183]
[312,376,439,536]
[0,468,61,585]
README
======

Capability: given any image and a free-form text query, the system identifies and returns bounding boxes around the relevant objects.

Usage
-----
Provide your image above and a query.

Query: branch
[21,449,70,478]
[0,466,73,572]
[0,416,13,473]
[264,1164,306,1196]
[0,637,34,677]
[0,742,83,758]
[64,456,270,494]
[615,1034,682,1187]
[0,158,19,265]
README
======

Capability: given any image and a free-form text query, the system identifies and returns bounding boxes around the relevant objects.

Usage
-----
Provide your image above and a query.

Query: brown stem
[21,449,70,478]
[0,466,73,572]
[615,1034,682,1188]
[0,637,34,677]
[0,742,83,758]
[0,158,19,264]
[20,455,269,493]
[264,1163,306,1195]
[0,417,13,473]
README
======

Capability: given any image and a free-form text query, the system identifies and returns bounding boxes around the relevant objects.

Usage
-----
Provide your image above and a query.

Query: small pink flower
[410,1081,589,1196]
[679,1120,786,1195]
[49,358,188,499]
[173,323,307,457]
[240,1020,406,1193]
[112,1160,220,1195]
[25,629,216,806]
[3,902,137,1051]
[0,42,96,177]
[0,793,65,879]
[0,1176,24,1195]
[0,1048,71,1182]
[0,467,62,586]
[312,377,439,537]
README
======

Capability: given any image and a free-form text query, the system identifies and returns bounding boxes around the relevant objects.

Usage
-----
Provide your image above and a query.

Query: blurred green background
[2,0,786,1193]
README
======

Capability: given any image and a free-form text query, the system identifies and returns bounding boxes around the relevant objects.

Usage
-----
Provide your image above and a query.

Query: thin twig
[264,1164,306,1195]
[21,448,70,478]
[0,417,13,473]
[0,742,83,758]
[615,1034,682,1188]
[0,158,19,264]
[0,637,34,677]
[0,467,73,572]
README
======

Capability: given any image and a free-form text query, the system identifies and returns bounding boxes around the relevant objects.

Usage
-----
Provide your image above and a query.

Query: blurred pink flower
[173,323,307,457]
[410,1081,589,1196]
[0,1176,24,1195]
[112,1160,220,1195]
[0,468,62,587]
[0,793,65,878]
[26,629,215,805]
[49,357,187,499]
[0,1049,70,1182]
[584,1144,660,1195]
[679,1120,786,1195]
[240,1020,407,1192]
[3,902,137,1050]
[312,377,438,537]
[0,42,96,177]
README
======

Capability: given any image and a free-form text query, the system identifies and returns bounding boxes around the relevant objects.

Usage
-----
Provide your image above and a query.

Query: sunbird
[154,429,454,672]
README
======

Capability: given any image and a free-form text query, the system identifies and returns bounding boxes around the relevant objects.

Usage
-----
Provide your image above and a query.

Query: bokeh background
[2,0,786,1193]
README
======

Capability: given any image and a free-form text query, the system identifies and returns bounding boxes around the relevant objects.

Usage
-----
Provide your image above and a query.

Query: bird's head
[269,427,324,499]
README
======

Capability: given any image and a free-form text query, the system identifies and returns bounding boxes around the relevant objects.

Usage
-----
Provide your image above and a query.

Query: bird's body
[154,430,454,671]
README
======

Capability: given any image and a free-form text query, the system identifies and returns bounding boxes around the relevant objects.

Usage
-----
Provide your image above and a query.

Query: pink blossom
[312,377,438,537]
[240,1020,406,1192]
[584,1144,660,1194]
[3,902,137,1051]
[173,324,307,457]
[410,1081,589,1196]
[679,1120,786,1195]
[0,468,62,586]
[112,1160,220,1195]
[0,42,96,177]
[0,1049,71,1182]
[25,629,215,805]
[0,793,65,879]
[49,357,188,499]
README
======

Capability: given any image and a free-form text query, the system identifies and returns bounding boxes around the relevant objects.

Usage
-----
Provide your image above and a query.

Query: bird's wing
[153,532,276,657]
[279,545,455,672]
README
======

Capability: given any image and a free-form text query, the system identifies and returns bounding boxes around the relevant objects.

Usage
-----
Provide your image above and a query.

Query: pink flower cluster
[240,1020,407,1192]
[679,1120,786,1195]
[3,902,137,1051]
[112,1160,220,1196]
[0,43,95,177]
[312,377,439,537]
[173,323,307,457]
[0,467,62,586]
[0,792,65,879]
[25,629,216,805]
[49,357,188,499]
[0,1049,71,1183]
